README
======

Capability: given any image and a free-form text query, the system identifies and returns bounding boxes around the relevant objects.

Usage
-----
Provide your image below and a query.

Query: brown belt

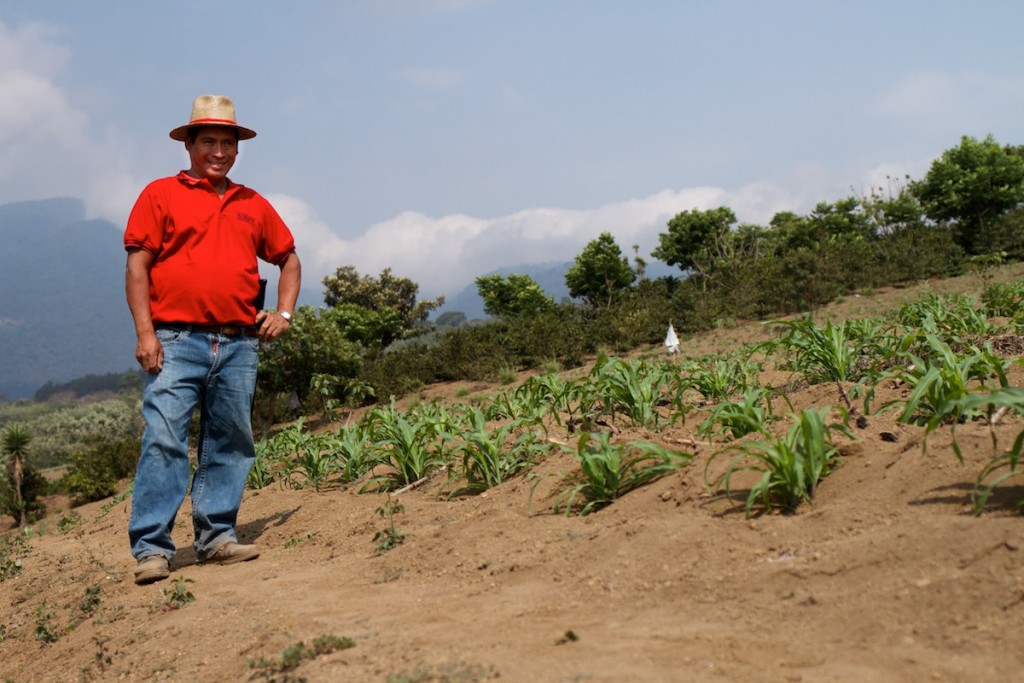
[158,323,259,338]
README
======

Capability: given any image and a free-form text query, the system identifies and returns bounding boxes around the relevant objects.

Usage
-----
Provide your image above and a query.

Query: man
[124,94,301,585]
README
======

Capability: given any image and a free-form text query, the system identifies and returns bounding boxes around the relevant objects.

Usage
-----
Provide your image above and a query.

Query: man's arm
[125,248,163,372]
[256,251,301,341]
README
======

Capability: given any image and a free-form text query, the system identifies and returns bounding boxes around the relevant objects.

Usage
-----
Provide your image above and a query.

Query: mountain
[0,199,136,399]
[436,261,575,321]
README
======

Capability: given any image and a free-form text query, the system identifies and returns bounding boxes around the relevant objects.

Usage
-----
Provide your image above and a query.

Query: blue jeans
[129,327,259,562]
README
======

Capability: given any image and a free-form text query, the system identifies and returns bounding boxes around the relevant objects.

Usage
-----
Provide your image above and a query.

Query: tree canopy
[564,232,636,307]
[910,134,1024,255]
[321,266,444,347]
[475,273,555,318]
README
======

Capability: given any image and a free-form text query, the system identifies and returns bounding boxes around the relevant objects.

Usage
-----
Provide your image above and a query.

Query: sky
[1,0,1023,304]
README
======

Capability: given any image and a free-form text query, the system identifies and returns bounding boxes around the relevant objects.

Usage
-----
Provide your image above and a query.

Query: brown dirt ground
[3,268,1024,683]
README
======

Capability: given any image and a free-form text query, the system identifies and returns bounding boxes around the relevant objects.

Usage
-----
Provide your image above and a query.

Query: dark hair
[186,126,241,143]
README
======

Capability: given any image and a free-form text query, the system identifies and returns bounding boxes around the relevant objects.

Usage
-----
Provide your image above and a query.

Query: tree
[475,273,555,318]
[652,207,737,283]
[2,425,35,528]
[322,266,445,346]
[257,305,363,425]
[910,134,1024,255]
[564,232,636,307]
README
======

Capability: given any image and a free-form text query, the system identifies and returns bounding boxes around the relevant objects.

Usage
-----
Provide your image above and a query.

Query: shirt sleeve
[123,180,166,255]
[256,196,297,266]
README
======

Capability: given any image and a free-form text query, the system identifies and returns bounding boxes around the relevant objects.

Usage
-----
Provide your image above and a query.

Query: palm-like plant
[2,425,32,528]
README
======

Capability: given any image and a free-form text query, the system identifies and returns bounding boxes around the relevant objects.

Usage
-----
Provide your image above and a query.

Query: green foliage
[705,408,850,517]
[910,134,1024,255]
[547,431,692,515]
[59,435,140,504]
[0,532,29,581]
[961,388,1024,512]
[1,425,48,527]
[442,408,549,496]
[883,335,1009,455]
[33,370,142,402]
[0,396,142,470]
[322,265,444,346]
[981,278,1024,318]
[34,601,60,643]
[362,401,448,491]
[584,356,672,428]
[249,634,356,680]
[653,206,737,280]
[475,273,555,318]
[772,317,887,384]
[564,232,636,307]
[257,305,363,418]
[374,497,406,555]
[697,387,778,441]
[162,578,196,610]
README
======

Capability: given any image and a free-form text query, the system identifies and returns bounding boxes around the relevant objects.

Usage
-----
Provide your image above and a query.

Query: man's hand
[255,310,292,342]
[136,331,163,373]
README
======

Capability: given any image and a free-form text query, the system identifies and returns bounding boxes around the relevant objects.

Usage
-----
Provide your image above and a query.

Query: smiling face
[184,126,239,188]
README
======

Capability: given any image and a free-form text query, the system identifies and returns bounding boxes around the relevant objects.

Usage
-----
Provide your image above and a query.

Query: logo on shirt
[236,211,257,226]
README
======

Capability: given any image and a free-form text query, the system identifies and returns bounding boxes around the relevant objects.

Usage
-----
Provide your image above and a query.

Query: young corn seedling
[362,400,447,492]
[441,407,549,497]
[585,356,672,429]
[697,387,778,442]
[705,408,851,517]
[882,335,1009,450]
[950,387,1024,513]
[679,355,762,404]
[541,431,692,516]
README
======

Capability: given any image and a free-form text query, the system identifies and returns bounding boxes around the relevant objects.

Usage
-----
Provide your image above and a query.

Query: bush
[0,465,48,526]
[58,435,141,504]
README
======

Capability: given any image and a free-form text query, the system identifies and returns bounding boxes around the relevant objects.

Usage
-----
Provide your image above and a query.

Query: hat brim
[169,123,257,142]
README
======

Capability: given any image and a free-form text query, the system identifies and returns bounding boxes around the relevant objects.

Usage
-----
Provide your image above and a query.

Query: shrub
[59,435,141,504]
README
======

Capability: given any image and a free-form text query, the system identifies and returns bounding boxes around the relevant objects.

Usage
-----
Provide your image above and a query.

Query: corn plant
[892,292,998,336]
[705,408,850,517]
[678,355,761,403]
[883,335,1009,441]
[544,431,692,515]
[362,400,447,492]
[272,419,338,492]
[771,317,890,384]
[948,388,1024,512]
[697,387,778,442]
[442,407,549,497]
[585,356,672,428]
[324,422,375,484]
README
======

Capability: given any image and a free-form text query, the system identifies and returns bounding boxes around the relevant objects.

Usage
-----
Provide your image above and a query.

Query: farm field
[2,267,1024,683]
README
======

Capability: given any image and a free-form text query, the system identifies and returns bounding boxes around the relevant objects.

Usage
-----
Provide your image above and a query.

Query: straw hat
[169,94,257,141]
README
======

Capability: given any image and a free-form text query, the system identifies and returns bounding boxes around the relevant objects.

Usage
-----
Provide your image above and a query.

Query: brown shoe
[202,541,260,565]
[134,555,170,585]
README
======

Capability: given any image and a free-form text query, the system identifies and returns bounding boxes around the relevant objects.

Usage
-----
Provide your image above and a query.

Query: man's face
[185,127,238,184]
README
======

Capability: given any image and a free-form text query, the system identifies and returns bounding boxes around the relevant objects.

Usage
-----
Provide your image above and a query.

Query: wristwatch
[279,311,292,322]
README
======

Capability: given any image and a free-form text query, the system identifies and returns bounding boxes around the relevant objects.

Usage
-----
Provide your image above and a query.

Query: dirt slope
[2,272,1024,683]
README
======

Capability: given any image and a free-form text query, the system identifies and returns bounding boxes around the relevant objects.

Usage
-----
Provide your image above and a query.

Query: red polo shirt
[124,172,296,326]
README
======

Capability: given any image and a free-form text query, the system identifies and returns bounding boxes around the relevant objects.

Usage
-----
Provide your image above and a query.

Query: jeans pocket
[155,327,186,345]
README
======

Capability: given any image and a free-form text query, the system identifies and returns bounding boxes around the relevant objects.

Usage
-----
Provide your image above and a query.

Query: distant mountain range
[0,199,137,399]
[0,198,679,399]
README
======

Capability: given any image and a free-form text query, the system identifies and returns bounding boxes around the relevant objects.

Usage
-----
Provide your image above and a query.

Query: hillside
[2,270,1024,682]
[0,199,136,398]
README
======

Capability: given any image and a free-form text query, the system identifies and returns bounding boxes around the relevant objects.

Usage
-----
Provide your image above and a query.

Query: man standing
[124,95,301,585]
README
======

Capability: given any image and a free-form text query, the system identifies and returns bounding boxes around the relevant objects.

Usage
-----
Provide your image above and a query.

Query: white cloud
[270,180,820,301]
[0,20,146,225]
